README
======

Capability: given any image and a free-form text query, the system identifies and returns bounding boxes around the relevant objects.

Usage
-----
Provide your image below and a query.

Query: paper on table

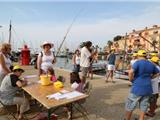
[65,91,84,99]
[46,92,62,99]
[24,75,38,79]
[46,91,84,100]
[60,89,69,94]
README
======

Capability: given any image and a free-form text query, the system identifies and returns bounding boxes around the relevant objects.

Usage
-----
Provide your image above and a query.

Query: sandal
[145,112,155,117]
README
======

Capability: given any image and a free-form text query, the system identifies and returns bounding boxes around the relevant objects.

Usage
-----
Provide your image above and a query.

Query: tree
[113,35,122,41]
[107,40,113,50]
[79,42,86,48]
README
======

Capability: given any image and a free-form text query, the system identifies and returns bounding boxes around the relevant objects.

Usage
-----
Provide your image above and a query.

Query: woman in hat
[37,41,56,76]
[0,43,12,85]
[0,65,30,120]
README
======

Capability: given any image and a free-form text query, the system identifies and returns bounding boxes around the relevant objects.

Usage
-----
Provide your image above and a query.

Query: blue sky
[0,1,160,52]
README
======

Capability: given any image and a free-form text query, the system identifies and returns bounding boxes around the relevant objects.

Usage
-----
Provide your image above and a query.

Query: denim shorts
[125,93,150,112]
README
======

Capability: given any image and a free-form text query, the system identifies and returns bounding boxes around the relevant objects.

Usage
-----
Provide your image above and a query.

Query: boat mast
[56,9,83,56]
[8,20,12,44]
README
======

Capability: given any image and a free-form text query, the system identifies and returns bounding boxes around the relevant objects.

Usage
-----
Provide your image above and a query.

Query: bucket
[40,75,52,86]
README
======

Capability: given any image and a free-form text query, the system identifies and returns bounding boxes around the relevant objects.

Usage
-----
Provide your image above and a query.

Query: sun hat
[137,50,147,56]
[13,65,24,72]
[41,41,54,48]
[151,56,159,63]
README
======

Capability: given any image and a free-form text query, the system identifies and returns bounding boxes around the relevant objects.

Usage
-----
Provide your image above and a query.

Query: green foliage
[79,42,86,48]
[113,35,122,41]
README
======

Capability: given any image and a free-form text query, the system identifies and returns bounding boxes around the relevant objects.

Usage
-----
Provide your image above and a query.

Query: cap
[137,50,147,56]
[151,56,159,63]
[13,65,24,72]
[132,53,138,57]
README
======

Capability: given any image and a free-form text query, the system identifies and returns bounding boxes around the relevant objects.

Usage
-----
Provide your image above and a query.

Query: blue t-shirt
[108,53,116,65]
[131,59,159,96]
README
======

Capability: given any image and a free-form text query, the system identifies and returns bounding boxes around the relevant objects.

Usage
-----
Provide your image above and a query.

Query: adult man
[125,50,159,120]
[105,49,116,83]
[80,41,95,82]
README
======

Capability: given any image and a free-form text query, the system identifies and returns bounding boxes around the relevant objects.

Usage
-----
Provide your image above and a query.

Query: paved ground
[0,66,160,120]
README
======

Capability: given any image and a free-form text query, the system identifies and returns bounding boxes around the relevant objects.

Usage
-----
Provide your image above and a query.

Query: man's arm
[128,68,134,82]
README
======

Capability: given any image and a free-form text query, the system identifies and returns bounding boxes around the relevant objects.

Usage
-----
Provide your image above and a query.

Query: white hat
[41,41,54,48]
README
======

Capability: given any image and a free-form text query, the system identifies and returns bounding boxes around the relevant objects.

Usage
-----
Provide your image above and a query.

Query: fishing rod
[56,9,83,56]
[8,20,12,44]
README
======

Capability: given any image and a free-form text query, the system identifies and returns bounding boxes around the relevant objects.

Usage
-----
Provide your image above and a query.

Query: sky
[0,1,160,52]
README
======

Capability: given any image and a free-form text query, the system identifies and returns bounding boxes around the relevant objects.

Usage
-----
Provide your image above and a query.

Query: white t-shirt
[0,53,12,75]
[80,47,91,67]
[71,82,79,89]
[151,65,160,94]
[130,59,137,66]
[39,51,55,73]
[75,55,80,65]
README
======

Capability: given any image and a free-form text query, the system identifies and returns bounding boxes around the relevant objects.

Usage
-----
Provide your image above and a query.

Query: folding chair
[0,100,17,120]
[73,81,92,120]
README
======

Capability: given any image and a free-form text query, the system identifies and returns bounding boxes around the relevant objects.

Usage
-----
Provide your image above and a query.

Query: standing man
[125,50,159,120]
[105,49,116,83]
[80,41,95,83]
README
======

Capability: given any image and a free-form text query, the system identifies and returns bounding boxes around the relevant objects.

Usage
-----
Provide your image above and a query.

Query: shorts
[125,93,150,112]
[81,67,89,77]
[107,64,115,71]
[73,65,80,72]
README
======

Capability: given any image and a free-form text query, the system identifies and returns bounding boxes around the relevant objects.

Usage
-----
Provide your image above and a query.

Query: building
[108,25,160,53]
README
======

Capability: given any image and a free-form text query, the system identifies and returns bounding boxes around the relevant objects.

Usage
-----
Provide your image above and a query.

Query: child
[65,72,85,119]
[47,67,56,82]
[146,57,160,117]
[0,65,30,120]
[70,72,86,93]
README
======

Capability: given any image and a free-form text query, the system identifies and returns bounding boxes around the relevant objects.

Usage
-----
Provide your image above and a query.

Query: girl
[47,67,56,82]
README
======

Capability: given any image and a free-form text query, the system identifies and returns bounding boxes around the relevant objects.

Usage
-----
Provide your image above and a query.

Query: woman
[0,65,30,120]
[37,41,56,76]
[0,43,12,85]
[72,49,80,72]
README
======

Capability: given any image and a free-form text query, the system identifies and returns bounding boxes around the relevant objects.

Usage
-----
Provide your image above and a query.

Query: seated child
[70,72,85,93]
[47,67,57,82]
[0,65,30,120]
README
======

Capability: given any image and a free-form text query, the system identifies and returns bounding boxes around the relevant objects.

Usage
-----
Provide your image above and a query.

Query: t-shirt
[108,53,116,65]
[151,65,160,94]
[80,47,91,67]
[130,59,137,66]
[39,51,55,73]
[10,74,20,87]
[131,59,159,96]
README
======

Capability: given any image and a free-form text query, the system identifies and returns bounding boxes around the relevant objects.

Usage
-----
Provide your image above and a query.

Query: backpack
[34,51,56,69]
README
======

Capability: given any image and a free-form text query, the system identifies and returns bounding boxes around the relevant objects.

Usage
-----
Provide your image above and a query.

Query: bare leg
[125,111,132,120]
[18,113,23,120]
[139,111,145,120]
[110,70,114,83]
[106,70,111,82]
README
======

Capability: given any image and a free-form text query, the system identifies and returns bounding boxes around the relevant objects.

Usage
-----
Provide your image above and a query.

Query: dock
[0,65,160,120]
